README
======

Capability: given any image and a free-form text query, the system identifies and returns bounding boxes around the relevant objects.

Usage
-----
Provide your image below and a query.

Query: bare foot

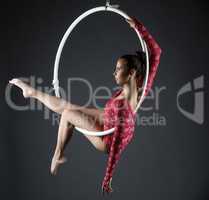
[50,154,67,175]
[9,78,36,98]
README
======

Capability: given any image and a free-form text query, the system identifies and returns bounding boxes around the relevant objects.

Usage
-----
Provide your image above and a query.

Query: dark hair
[119,50,146,78]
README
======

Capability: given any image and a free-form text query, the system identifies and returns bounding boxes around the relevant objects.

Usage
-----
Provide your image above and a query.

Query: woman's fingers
[109,178,113,190]
[125,18,135,28]
[101,187,104,196]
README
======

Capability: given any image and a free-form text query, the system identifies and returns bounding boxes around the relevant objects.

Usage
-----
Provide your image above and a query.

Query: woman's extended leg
[9,78,86,114]
[9,78,105,131]
[9,78,104,125]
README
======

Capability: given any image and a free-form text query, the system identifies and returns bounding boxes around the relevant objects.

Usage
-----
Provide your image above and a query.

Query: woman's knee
[62,108,77,118]
[61,109,91,129]
[61,109,107,153]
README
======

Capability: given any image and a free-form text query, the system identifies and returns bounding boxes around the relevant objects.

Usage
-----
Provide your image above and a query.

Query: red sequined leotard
[101,18,162,194]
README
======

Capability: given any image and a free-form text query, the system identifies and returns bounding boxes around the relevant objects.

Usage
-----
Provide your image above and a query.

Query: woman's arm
[126,18,162,96]
[101,100,133,195]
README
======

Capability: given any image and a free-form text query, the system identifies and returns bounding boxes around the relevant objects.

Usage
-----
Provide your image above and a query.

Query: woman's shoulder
[112,98,128,111]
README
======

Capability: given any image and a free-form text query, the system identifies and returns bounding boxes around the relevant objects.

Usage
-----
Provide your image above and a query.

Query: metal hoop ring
[53,6,149,136]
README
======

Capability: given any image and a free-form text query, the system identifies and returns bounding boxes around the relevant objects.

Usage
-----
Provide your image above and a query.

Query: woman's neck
[122,80,138,102]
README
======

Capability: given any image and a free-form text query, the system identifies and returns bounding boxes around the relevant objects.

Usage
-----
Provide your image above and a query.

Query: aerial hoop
[52,1,149,136]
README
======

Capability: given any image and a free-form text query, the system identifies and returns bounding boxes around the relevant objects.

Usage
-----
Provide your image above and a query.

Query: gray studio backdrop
[3,0,209,200]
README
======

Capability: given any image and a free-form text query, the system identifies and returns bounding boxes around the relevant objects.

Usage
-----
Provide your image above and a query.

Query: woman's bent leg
[51,108,107,175]
[60,108,107,152]
[51,115,75,175]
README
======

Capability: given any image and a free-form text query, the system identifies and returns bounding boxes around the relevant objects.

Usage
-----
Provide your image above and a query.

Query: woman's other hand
[101,178,114,196]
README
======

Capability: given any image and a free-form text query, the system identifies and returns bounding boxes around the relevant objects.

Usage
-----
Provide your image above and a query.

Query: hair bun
[135,50,146,76]
[135,50,146,65]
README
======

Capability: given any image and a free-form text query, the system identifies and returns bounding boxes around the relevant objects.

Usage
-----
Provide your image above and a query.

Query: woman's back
[102,88,137,153]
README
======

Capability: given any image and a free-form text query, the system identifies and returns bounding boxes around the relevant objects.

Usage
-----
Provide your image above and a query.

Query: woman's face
[113,58,131,86]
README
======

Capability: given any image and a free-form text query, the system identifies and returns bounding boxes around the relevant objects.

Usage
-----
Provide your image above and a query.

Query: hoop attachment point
[106,0,110,7]
[105,0,119,9]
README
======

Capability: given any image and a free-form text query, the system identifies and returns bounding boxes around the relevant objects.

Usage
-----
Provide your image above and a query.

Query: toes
[50,162,57,175]
[9,78,20,84]
[50,157,67,175]
[51,167,57,175]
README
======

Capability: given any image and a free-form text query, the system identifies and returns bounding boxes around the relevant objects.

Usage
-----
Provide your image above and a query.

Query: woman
[9,17,162,195]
